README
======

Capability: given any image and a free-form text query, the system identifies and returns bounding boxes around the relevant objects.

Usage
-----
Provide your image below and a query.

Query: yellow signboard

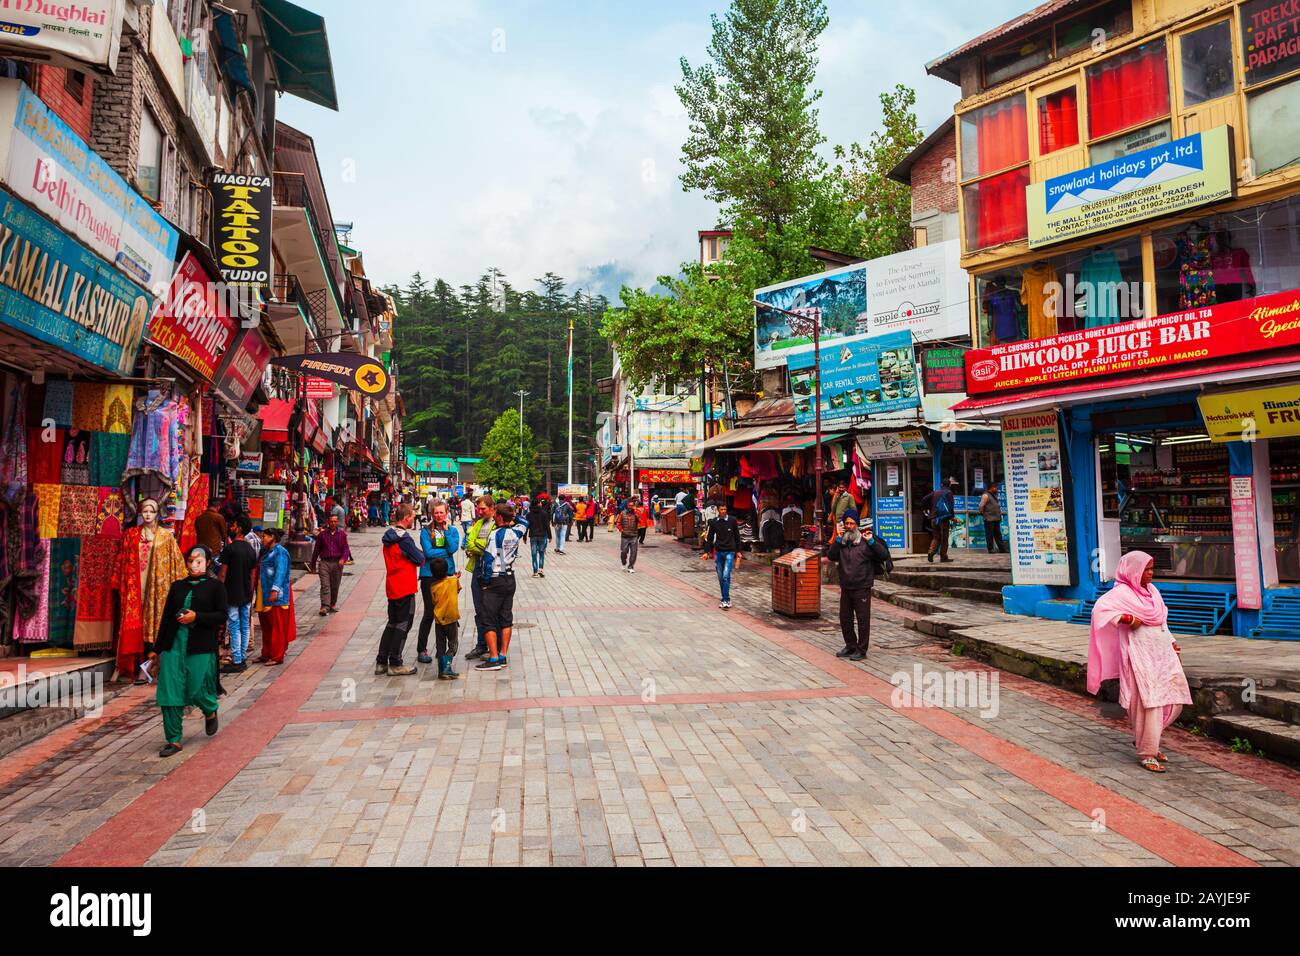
[1027,126,1235,248]
[1198,385,1300,442]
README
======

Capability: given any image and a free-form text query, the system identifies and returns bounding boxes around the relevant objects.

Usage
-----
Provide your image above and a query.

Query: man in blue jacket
[416,500,460,665]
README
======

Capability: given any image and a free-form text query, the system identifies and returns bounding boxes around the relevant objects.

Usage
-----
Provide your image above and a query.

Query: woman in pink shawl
[1087,551,1192,773]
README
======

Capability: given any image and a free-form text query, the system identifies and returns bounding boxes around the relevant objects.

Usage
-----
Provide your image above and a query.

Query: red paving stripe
[56,554,387,868]
[515,605,702,613]
[635,555,1256,868]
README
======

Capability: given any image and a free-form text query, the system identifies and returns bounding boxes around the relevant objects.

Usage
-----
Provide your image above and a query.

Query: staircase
[1068,582,1236,636]
[1249,593,1300,640]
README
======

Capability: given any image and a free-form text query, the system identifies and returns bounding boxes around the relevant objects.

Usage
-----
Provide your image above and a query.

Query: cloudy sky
[278,0,1033,300]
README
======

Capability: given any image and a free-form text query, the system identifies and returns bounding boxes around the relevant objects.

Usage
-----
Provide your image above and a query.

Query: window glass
[983,30,1052,87]
[1056,0,1134,58]
[1038,87,1080,154]
[962,166,1029,252]
[960,95,1028,179]
[1246,75,1300,176]
[976,269,1028,346]
[1090,120,1172,162]
[137,108,163,201]
[1180,20,1234,106]
[1086,40,1170,139]
[1241,0,1300,87]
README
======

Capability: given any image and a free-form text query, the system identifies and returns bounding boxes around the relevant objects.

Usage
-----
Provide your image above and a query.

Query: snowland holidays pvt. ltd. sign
[1027,126,1235,248]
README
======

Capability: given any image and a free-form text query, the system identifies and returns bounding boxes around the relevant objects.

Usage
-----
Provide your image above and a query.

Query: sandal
[1139,757,1166,773]
[1156,751,1169,763]
[159,743,182,758]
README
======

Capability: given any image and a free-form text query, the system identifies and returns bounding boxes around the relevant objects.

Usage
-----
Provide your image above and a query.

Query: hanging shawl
[0,379,27,505]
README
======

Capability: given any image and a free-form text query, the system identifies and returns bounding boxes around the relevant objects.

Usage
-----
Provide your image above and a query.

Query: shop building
[935,0,1300,636]
[604,350,704,502]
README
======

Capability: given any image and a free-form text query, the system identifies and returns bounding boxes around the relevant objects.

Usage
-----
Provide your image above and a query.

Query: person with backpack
[921,478,959,564]
[553,495,573,553]
[618,500,641,573]
[827,510,892,661]
[474,501,528,672]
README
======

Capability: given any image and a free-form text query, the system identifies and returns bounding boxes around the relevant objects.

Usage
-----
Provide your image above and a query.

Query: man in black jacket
[827,510,890,660]
[702,500,742,609]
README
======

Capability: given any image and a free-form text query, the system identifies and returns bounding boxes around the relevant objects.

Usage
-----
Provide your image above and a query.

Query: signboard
[147,252,237,380]
[1231,476,1262,610]
[0,81,178,289]
[1198,384,1300,442]
[306,377,336,400]
[856,429,927,460]
[271,352,391,399]
[557,483,589,498]
[1002,412,1071,586]
[866,240,967,343]
[874,493,906,551]
[209,172,272,292]
[788,331,920,426]
[965,289,1300,396]
[0,186,153,375]
[754,262,867,371]
[1027,126,1234,248]
[638,469,693,484]
[407,451,456,474]
[633,409,697,459]
[216,328,271,409]
[237,452,262,474]
[921,346,966,394]
[1242,0,1300,85]
[0,0,124,73]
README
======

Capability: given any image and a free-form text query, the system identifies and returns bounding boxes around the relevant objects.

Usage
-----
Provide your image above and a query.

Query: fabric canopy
[257,399,294,443]
[260,0,339,111]
[688,423,789,455]
[730,432,847,452]
[213,10,255,98]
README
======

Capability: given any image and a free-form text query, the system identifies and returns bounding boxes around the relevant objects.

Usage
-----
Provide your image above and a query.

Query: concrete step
[1248,688,1300,725]
[1210,712,1300,762]
[887,569,1009,594]
[945,586,1005,606]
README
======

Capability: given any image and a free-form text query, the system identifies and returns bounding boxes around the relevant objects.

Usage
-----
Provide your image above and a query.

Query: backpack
[871,537,894,576]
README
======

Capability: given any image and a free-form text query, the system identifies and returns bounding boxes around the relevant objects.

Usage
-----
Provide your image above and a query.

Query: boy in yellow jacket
[429,557,462,680]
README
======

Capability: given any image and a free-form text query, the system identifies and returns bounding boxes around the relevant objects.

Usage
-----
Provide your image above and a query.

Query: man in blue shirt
[416,500,460,665]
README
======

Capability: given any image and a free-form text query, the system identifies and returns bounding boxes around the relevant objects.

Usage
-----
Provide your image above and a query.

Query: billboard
[866,240,967,342]
[147,252,238,381]
[209,172,272,293]
[788,331,920,426]
[1003,412,1071,586]
[754,262,867,371]
[0,0,125,73]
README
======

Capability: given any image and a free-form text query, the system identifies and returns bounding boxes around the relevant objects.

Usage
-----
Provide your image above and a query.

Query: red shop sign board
[217,328,271,408]
[306,376,335,399]
[965,289,1300,396]
[147,251,239,381]
[639,469,693,484]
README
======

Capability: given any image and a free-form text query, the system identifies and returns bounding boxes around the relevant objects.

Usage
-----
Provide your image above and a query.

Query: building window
[960,94,1031,248]
[64,69,85,103]
[1247,76,1300,176]
[914,226,928,248]
[137,108,164,202]
[982,30,1052,87]
[1086,40,1170,140]
[1241,0,1300,87]
[1038,87,1080,154]
[1090,120,1173,163]
[962,166,1030,251]
[961,95,1028,180]
[1055,0,1133,58]
[1179,20,1234,107]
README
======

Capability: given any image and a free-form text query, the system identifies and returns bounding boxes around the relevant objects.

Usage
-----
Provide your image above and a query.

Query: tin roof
[926,0,1092,84]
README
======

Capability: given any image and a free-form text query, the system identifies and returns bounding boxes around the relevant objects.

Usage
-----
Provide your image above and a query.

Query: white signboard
[557,484,589,498]
[867,240,967,344]
[1003,411,1071,586]
[0,0,125,73]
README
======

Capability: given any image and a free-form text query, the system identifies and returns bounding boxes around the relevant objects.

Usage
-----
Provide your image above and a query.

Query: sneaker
[475,657,504,671]
[327,606,339,614]
[848,650,866,662]
[498,656,508,669]
[465,647,488,661]
[417,653,433,664]
[627,568,635,574]
[220,661,248,674]
[438,669,459,681]
[538,570,545,578]
[723,601,732,609]
[374,663,388,676]
[719,601,726,609]
[835,647,854,659]
[387,665,417,676]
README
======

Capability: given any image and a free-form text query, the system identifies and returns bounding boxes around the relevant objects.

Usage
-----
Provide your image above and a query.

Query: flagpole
[567,317,574,486]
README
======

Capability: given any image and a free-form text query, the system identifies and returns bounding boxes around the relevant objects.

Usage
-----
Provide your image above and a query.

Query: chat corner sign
[1027,125,1234,248]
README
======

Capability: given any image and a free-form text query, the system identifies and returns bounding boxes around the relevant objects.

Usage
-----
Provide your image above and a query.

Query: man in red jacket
[376,503,424,676]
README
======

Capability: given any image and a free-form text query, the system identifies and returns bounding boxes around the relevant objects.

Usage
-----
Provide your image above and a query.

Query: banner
[754,262,867,371]
[407,451,456,474]
[306,377,336,400]
[0,81,178,289]
[638,469,693,484]
[632,409,697,459]
[788,331,920,426]
[147,252,237,380]
[866,240,967,343]
[965,288,1300,396]
[1027,126,1235,248]
[209,172,272,292]
[1002,412,1071,586]
[1231,476,1262,610]
[216,328,271,409]
[1198,384,1300,442]
[0,186,152,375]
[921,346,966,394]
[557,483,589,498]
[271,352,391,399]
[0,0,124,73]
[237,452,262,474]
[856,430,927,460]
[1242,0,1300,85]
[873,493,906,551]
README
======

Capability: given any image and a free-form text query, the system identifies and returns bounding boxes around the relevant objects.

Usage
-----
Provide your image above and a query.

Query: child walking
[429,557,462,680]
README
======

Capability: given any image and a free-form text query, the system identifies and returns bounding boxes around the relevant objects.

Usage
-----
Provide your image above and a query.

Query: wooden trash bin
[664,511,677,536]
[772,549,821,618]
[676,510,696,542]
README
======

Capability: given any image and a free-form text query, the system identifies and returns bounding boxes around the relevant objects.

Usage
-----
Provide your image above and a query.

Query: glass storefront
[1270,436,1300,584]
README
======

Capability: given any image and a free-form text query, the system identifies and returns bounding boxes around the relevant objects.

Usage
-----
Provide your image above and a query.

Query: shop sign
[216,327,271,409]
[406,451,456,474]
[0,186,153,375]
[306,376,335,400]
[874,493,906,551]
[0,80,178,289]
[272,351,390,400]
[921,346,966,394]
[237,452,262,474]
[789,330,920,425]
[966,288,1300,396]
[1198,384,1300,442]
[558,483,589,498]
[209,172,272,292]
[866,240,967,344]
[856,429,927,460]
[0,0,125,73]
[638,469,693,484]
[366,481,380,492]
[147,252,237,380]
[1027,126,1234,248]
[1231,476,1263,610]
[1002,412,1072,586]
[1242,0,1300,86]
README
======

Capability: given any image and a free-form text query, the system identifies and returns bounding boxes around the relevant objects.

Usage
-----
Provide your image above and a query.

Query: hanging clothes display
[124,389,186,492]
[111,522,186,677]
[983,282,1023,343]
[13,539,49,644]
[0,380,27,503]
[1210,233,1256,303]
[1080,249,1126,327]
[1020,263,1060,339]
[1176,230,1215,309]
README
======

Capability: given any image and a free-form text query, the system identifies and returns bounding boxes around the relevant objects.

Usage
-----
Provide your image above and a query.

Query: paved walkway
[0,525,1298,866]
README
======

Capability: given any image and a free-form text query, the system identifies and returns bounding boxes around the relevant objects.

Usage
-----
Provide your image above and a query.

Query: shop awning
[732,432,847,452]
[688,423,789,455]
[258,398,294,443]
[260,0,339,111]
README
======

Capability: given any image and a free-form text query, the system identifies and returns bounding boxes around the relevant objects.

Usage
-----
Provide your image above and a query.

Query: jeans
[620,536,639,569]
[715,551,736,602]
[470,573,488,652]
[555,523,568,551]
[461,521,471,538]
[984,519,1007,554]
[226,603,252,664]
[531,536,548,572]
[377,594,415,666]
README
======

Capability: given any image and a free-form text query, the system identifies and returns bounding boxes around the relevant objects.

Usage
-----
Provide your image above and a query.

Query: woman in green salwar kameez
[156,546,228,758]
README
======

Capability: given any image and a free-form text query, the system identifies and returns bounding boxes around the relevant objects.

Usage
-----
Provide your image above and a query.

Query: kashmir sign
[0,80,179,289]
[0,186,153,375]
[209,172,272,292]
[1002,412,1072,586]
[1027,126,1235,248]
[965,289,1300,396]
[146,252,238,381]
[0,0,125,73]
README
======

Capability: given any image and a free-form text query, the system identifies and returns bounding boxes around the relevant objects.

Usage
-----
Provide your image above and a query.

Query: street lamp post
[514,388,529,458]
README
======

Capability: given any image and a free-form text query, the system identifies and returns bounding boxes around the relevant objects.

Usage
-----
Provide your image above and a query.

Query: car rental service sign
[1002,412,1071,586]
[1026,126,1234,248]
[788,331,920,426]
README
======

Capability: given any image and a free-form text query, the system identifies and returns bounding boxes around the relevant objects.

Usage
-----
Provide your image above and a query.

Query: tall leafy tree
[476,408,541,496]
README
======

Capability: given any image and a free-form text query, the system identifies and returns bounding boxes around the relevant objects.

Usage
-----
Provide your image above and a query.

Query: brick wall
[33,66,94,141]
[909,127,958,219]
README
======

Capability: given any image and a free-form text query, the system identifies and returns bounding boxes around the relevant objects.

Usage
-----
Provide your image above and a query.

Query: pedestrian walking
[463,494,498,660]
[309,511,352,617]
[459,494,475,537]
[155,545,226,758]
[475,501,527,671]
[416,500,460,664]
[527,493,552,577]
[574,497,591,542]
[618,500,641,572]
[218,517,258,674]
[376,504,425,676]
[827,511,891,661]
[255,527,295,666]
[1087,552,1191,773]
[553,495,573,553]
[428,557,462,680]
[702,500,742,609]
[979,483,1008,554]
[921,478,958,563]
[636,499,651,544]
[194,503,227,557]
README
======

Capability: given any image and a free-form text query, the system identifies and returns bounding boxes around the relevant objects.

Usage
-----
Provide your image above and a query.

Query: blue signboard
[788,331,920,426]
[873,493,907,551]
[0,188,154,375]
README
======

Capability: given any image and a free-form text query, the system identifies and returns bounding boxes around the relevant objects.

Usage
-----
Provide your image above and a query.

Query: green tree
[476,408,541,496]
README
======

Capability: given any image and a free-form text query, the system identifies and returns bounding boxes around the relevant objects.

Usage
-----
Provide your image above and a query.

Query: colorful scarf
[57,485,100,538]
[14,539,50,643]
[47,537,80,647]
[42,380,74,428]
[72,382,107,432]
[103,385,133,434]
[90,432,130,487]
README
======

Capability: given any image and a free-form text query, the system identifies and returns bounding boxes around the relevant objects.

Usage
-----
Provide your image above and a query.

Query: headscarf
[1086,551,1168,694]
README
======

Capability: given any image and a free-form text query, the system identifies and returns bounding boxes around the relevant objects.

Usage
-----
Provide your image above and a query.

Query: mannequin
[111,498,186,684]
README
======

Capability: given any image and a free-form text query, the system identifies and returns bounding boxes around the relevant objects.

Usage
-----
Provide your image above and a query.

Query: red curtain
[1039,89,1080,154]
[976,96,1028,175]
[1087,43,1170,140]
[974,168,1029,248]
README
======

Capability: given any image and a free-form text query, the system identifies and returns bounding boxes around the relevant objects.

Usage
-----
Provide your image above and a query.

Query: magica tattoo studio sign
[209,172,272,292]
